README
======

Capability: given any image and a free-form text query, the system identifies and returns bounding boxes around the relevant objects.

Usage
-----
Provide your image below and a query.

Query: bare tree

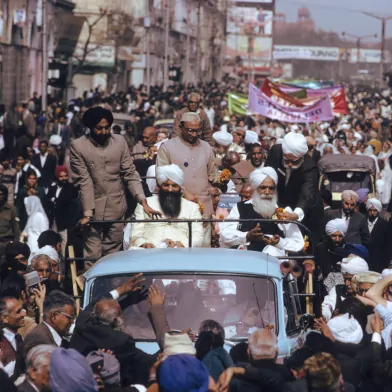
[72,8,108,77]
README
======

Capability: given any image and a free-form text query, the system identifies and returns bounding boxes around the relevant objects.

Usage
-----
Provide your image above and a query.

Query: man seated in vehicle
[324,190,371,247]
[219,167,304,253]
[129,164,204,248]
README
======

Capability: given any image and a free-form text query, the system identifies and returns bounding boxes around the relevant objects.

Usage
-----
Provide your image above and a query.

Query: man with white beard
[219,167,304,253]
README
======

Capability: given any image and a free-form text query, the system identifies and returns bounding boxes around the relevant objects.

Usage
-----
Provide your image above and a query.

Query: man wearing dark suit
[31,140,57,191]
[22,291,76,360]
[51,116,71,148]
[265,132,323,244]
[366,198,391,272]
[47,166,80,254]
[325,190,371,247]
[306,136,321,165]
[71,275,170,387]
[0,297,25,381]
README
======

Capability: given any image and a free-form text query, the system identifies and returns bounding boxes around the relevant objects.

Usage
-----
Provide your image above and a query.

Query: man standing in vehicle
[173,92,214,146]
[157,112,218,246]
[70,106,160,267]
[265,132,323,244]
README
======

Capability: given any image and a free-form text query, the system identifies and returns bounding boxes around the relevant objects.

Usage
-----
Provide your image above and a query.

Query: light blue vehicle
[83,248,306,357]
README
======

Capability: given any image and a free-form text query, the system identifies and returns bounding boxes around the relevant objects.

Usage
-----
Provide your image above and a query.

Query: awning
[55,15,85,57]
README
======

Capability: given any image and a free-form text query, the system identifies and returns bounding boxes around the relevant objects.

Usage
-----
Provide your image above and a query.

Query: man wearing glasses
[220,167,304,253]
[173,92,214,146]
[157,112,218,246]
[265,131,323,244]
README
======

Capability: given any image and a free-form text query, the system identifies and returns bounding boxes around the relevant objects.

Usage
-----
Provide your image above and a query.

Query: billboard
[227,7,273,35]
[226,35,273,62]
[274,45,340,61]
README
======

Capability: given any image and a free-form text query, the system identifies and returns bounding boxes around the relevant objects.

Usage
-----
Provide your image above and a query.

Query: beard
[158,189,182,218]
[252,192,278,218]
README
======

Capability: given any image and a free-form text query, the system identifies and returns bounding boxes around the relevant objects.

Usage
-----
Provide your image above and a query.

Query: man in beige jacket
[70,106,160,266]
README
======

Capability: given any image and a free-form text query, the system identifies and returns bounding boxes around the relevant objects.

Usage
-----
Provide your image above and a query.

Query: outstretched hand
[141,200,162,219]
[117,273,145,297]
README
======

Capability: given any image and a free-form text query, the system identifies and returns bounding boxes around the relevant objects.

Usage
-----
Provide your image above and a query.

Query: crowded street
[1,0,392,391]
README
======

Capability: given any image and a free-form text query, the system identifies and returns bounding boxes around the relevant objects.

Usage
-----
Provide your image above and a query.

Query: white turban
[28,245,60,265]
[213,130,233,147]
[244,131,260,145]
[379,269,392,280]
[249,167,278,190]
[282,132,308,158]
[341,123,351,130]
[320,123,329,130]
[325,218,348,236]
[340,256,369,275]
[49,135,62,146]
[290,124,299,133]
[156,164,184,186]
[328,313,363,344]
[366,198,382,212]
[341,190,359,203]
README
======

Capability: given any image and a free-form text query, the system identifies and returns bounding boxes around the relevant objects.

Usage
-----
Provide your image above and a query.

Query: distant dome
[298,7,310,18]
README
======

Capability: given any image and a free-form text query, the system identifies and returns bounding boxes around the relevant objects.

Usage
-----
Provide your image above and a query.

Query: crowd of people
[0,80,392,391]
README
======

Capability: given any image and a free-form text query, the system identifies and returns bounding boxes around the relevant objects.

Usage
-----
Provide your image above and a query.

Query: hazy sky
[275,0,392,41]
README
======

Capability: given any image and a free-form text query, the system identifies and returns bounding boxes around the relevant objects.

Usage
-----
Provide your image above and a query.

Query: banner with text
[248,83,334,123]
[279,84,349,114]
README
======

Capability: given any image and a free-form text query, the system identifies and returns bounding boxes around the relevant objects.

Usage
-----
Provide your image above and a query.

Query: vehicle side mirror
[299,313,315,330]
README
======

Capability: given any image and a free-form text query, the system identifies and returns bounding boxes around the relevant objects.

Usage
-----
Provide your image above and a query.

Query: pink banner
[248,83,334,123]
[279,85,349,114]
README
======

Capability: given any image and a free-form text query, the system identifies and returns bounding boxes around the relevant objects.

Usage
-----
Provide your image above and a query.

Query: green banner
[287,88,307,99]
[228,92,249,116]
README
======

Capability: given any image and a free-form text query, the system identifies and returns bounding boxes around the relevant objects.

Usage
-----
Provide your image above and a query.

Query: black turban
[82,106,113,129]
[5,241,31,263]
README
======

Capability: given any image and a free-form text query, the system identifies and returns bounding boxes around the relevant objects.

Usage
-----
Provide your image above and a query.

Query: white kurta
[219,200,305,252]
[130,195,204,248]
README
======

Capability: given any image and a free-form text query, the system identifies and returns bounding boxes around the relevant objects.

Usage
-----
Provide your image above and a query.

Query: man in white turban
[365,197,391,272]
[265,131,323,243]
[129,164,203,249]
[219,167,304,253]
[213,129,245,162]
[322,255,369,321]
[325,190,371,247]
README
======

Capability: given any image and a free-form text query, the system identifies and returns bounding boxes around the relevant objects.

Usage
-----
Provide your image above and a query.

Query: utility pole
[363,13,392,88]
[145,8,151,95]
[196,0,201,81]
[341,32,377,75]
[163,0,170,91]
[42,0,48,112]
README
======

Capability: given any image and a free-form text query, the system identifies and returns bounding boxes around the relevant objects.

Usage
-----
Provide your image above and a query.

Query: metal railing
[68,218,314,261]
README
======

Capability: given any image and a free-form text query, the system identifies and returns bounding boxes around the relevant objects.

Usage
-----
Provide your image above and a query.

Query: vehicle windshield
[91,273,276,341]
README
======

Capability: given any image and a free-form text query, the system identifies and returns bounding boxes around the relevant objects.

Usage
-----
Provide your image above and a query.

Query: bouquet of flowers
[272,208,286,220]
[218,169,231,185]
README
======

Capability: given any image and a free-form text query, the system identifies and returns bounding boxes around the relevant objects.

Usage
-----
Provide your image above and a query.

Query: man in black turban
[0,241,30,283]
[70,107,160,267]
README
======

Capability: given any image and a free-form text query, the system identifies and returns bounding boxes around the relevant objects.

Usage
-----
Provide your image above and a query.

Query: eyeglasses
[95,125,111,131]
[188,100,199,104]
[283,157,303,166]
[183,127,202,134]
[58,311,76,321]
[258,185,276,191]
[14,256,27,262]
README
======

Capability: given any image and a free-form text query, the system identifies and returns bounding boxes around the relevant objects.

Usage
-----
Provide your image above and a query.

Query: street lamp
[341,31,377,74]
[362,13,392,87]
